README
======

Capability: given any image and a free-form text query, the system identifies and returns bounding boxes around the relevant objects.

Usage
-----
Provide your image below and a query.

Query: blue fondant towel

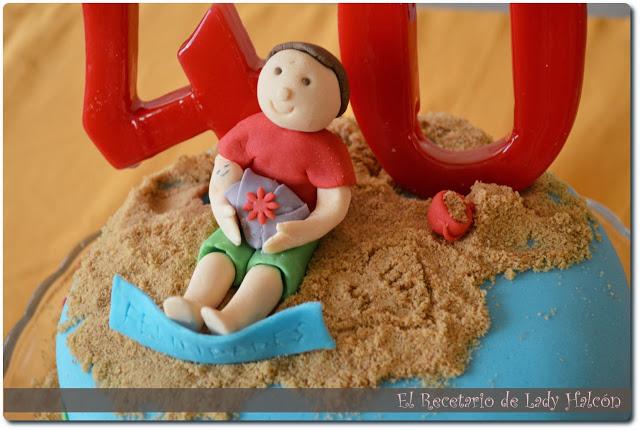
[109,275,336,364]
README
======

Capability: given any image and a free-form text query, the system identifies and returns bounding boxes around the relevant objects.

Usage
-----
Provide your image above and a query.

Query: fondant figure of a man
[163,42,356,334]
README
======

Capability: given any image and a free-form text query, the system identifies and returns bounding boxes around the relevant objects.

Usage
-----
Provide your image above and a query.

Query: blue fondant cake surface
[56,224,630,421]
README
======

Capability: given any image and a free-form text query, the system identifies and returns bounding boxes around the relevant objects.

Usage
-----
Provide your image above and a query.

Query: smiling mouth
[270,100,294,114]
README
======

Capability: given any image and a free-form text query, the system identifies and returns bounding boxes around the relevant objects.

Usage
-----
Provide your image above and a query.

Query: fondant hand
[262,219,317,253]
[209,154,244,245]
[262,228,297,254]
[262,186,352,254]
[212,199,241,246]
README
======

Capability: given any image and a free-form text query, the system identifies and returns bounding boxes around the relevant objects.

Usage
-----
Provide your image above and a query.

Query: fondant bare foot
[200,307,236,335]
[163,296,204,331]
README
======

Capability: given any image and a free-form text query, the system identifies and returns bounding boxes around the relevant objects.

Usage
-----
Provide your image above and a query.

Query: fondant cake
[55,113,630,421]
[34,2,629,422]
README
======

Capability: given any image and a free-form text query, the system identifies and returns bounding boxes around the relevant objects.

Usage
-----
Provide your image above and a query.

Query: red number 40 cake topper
[82,3,586,197]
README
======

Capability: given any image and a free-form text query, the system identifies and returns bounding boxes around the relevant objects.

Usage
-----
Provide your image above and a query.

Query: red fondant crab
[427,190,475,242]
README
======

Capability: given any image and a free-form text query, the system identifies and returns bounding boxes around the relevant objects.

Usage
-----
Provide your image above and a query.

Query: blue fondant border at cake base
[56,223,630,421]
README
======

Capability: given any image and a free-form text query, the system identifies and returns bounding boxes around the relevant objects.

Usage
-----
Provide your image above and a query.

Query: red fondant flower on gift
[243,187,280,225]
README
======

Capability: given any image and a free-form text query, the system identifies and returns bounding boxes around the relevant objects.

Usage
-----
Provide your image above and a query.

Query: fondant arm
[262,186,352,254]
[209,154,244,245]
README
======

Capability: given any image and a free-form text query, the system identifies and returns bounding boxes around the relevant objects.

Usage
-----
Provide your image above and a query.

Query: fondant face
[257,49,341,132]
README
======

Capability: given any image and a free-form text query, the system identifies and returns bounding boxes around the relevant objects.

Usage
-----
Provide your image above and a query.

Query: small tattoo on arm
[215,167,230,177]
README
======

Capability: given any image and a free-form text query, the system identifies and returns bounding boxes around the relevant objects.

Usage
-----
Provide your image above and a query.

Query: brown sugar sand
[444,191,469,223]
[418,112,493,151]
[62,113,594,393]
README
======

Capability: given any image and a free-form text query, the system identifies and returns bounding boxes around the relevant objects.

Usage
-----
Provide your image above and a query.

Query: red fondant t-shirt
[218,112,356,210]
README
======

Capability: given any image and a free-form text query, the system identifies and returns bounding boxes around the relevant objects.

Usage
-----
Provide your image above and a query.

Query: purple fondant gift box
[225,168,310,249]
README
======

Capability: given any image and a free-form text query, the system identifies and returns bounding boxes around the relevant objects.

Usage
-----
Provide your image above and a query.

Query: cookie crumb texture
[64,113,594,391]
[444,191,469,223]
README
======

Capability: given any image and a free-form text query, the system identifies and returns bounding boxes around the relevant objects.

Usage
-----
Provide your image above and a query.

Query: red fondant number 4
[82,4,586,196]
[82,4,261,168]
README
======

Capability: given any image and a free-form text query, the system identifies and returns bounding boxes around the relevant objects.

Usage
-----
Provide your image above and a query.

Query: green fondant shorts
[198,228,318,299]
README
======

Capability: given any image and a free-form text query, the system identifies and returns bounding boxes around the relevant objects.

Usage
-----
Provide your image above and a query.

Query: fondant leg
[163,252,235,331]
[201,264,283,334]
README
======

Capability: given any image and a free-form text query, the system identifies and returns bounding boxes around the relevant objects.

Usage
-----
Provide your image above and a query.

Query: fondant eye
[274,67,282,75]
[301,77,311,86]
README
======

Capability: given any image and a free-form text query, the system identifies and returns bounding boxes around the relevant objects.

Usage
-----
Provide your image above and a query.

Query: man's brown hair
[267,42,350,117]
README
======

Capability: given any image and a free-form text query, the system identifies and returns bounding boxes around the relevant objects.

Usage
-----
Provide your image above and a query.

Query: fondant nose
[277,87,292,101]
